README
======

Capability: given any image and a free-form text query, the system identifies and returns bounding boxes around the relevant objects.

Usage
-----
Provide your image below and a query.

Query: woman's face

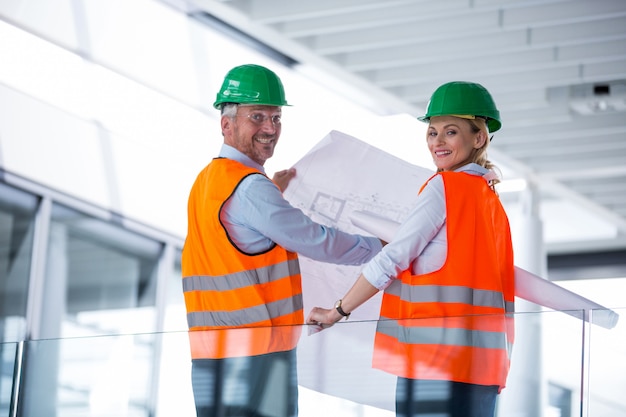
[426,116,486,172]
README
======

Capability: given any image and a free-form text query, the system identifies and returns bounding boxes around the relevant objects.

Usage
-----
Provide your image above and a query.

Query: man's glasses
[238,112,282,126]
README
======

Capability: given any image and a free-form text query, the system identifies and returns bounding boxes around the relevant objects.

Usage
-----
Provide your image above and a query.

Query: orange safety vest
[373,171,515,391]
[182,158,303,359]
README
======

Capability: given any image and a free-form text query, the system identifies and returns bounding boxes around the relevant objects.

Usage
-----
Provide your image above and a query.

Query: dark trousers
[191,350,298,417]
[396,378,499,417]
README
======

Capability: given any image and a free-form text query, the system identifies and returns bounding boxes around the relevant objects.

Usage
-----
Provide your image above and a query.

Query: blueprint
[283,130,433,411]
[283,130,433,321]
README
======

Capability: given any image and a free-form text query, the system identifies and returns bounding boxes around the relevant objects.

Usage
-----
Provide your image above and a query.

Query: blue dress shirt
[219,144,382,265]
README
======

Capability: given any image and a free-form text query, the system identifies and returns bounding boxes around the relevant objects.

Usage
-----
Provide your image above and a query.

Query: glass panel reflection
[5,308,623,416]
[18,334,156,417]
[0,342,18,417]
[588,307,626,417]
[297,310,587,417]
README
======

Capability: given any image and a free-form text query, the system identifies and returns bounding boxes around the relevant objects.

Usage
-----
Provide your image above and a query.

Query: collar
[219,144,266,174]
[455,163,487,175]
[455,163,498,182]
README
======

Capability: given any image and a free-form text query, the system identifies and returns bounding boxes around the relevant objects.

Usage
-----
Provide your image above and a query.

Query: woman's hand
[306,306,342,327]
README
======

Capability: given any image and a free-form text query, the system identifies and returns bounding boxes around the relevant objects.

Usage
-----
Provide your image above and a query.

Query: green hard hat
[213,64,289,109]
[418,81,502,133]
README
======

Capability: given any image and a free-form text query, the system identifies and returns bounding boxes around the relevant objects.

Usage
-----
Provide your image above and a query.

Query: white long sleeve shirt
[362,163,490,290]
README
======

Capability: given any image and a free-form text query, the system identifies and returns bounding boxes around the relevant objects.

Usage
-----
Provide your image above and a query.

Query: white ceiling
[169,0,626,257]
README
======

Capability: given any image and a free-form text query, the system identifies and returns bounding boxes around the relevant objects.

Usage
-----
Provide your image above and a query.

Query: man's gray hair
[221,103,238,118]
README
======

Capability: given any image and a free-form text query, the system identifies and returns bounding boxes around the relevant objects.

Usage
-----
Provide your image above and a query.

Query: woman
[307,81,515,417]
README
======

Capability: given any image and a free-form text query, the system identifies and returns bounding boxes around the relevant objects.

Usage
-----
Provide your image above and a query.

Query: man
[182,64,383,417]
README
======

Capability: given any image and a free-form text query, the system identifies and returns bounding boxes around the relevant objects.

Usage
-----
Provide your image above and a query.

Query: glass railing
[1,308,623,417]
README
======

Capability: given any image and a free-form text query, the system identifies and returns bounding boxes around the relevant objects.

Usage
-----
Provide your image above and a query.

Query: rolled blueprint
[350,210,619,329]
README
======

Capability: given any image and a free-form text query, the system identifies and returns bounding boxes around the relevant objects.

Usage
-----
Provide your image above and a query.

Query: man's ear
[221,115,232,133]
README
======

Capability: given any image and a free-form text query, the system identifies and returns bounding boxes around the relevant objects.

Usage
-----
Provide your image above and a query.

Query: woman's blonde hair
[466,117,501,190]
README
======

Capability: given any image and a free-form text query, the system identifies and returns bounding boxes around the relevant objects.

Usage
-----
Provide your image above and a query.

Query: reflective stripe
[187,294,303,328]
[385,282,506,310]
[188,325,301,359]
[182,258,300,292]
[377,318,508,350]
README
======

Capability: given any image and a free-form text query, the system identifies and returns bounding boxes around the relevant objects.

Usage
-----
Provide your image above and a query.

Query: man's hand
[272,167,296,192]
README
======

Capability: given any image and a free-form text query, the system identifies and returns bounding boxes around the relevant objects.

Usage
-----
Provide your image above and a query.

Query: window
[0,182,38,413]
[19,202,164,416]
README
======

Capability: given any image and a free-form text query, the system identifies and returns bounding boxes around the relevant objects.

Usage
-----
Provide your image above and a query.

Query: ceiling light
[568,81,626,115]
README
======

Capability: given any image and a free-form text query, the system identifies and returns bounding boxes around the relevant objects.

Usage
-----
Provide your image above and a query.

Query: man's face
[222,105,282,166]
